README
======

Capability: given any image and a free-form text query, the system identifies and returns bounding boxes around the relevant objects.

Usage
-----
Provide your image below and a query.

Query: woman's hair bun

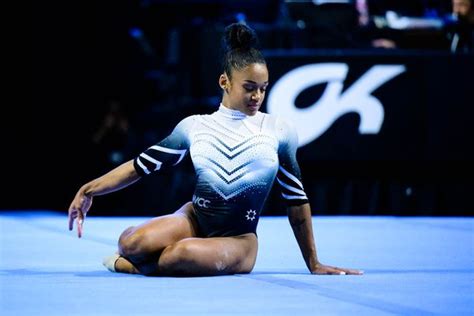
[222,22,258,51]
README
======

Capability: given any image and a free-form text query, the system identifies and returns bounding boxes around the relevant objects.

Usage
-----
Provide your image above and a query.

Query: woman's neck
[218,103,247,120]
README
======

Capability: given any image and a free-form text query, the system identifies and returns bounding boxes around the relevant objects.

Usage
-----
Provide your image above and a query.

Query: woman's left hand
[311,262,363,275]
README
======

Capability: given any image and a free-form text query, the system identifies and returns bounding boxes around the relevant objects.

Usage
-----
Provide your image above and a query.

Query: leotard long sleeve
[133,105,308,237]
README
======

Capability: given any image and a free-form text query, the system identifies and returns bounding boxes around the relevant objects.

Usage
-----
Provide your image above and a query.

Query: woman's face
[221,63,269,116]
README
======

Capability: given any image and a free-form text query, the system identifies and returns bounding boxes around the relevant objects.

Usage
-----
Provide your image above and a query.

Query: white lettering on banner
[267,63,406,147]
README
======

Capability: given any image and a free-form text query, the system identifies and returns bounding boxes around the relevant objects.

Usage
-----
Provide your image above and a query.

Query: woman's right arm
[68,160,140,238]
[68,114,195,237]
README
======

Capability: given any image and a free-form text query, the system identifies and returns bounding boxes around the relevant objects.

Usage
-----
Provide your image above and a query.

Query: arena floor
[0,211,472,315]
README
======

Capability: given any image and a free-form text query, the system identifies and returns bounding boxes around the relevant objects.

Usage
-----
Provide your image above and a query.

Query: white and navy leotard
[133,105,308,237]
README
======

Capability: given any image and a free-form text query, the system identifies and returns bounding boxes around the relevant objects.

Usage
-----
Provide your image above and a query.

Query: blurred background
[19,0,473,217]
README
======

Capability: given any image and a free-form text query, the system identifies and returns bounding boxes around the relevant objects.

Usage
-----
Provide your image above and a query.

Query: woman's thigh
[118,201,199,258]
[158,233,258,276]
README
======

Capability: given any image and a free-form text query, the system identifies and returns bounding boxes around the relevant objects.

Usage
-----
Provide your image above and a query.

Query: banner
[259,51,473,214]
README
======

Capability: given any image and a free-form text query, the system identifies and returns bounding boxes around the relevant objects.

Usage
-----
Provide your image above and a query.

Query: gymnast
[68,22,362,277]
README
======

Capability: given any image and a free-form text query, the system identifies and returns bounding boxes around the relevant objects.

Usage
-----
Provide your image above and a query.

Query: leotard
[133,104,308,237]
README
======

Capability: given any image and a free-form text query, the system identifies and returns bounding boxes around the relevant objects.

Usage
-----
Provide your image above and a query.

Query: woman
[68,22,362,276]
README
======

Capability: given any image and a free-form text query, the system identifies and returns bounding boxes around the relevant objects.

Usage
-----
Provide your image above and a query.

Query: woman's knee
[239,255,257,274]
[119,226,135,240]
[118,226,150,257]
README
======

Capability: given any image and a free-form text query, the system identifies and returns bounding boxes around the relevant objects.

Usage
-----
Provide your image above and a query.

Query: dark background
[14,0,473,217]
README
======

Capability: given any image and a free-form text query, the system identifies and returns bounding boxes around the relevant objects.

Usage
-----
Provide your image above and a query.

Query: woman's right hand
[68,189,93,238]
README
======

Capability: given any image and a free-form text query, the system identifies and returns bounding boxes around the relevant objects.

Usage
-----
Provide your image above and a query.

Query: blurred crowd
[129,0,474,53]
[25,0,473,214]
[89,0,473,170]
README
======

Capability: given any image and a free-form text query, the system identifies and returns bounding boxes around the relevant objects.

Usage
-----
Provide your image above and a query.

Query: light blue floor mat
[1,211,472,315]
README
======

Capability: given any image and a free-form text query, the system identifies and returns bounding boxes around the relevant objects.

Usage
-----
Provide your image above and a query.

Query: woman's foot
[102,253,120,272]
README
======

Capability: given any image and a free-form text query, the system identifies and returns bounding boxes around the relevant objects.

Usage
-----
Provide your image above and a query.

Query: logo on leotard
[192,195,210,208]
[245,209,257,221]
[267,63,406,147]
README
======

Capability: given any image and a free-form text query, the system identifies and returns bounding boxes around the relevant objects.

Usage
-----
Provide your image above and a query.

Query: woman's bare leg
[113,202,199,275]
[114,256,140,274]
[157,233,258,276]
[107,201,258,276]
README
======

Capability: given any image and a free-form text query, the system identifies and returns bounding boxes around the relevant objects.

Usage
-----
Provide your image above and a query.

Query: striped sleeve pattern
[134,145,187,176]
[133,115,194,176]
[274,115,309,206]
[276,165,308,206]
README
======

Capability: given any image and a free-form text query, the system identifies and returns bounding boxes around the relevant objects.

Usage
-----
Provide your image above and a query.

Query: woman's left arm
[287,203,363,275]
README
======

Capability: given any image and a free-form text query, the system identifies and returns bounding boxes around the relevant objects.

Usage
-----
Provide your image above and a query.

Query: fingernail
[340,272,346,275]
